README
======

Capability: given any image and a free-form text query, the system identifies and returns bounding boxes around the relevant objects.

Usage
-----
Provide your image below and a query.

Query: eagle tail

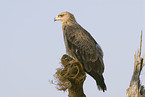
[87,70,107,92]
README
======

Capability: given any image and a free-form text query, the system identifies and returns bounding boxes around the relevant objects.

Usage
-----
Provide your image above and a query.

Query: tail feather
[87,70,107,92]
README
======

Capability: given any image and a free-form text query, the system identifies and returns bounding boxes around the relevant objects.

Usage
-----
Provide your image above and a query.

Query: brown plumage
[54,12,107,91]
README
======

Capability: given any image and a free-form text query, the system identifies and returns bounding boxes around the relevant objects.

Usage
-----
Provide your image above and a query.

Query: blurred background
[0,0,145,97]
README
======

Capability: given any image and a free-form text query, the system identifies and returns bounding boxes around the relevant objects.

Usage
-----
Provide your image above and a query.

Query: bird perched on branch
[54,12,107,92]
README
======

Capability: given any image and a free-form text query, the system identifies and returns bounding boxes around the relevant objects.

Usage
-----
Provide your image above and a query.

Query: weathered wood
[126,31,145,97]
[54,54,86,97]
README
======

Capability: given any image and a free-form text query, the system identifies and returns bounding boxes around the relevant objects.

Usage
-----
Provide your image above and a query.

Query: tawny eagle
[54,12,107,91]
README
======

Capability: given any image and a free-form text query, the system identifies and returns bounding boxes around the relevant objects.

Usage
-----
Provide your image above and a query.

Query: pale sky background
[0,0,145,97]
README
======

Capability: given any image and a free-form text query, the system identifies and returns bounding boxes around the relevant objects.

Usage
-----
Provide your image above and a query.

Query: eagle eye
[59,15,64,17]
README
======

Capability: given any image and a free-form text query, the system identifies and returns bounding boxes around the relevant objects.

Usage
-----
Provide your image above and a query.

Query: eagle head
[54,12,76,23]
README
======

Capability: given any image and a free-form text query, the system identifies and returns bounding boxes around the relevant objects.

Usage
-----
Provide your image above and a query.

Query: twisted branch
[54,54,86,97]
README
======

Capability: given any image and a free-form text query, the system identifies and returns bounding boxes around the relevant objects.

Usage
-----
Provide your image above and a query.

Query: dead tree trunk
[54,54,86,97]
[126,31,145,97]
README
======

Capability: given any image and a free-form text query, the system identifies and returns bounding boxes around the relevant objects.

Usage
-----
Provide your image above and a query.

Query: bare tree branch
[126,31,145,97]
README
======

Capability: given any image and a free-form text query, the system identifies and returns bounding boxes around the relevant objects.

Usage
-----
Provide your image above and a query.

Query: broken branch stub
[126,31,145,97]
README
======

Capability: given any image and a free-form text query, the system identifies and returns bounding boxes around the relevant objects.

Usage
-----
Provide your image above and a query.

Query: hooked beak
[54,16,59,22]
[54,17,58,22]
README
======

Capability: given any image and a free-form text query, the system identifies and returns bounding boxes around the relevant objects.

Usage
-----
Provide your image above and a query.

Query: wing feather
[64,24,104,74]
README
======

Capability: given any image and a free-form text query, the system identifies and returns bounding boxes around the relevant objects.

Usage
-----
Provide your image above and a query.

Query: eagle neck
[62,20,77,32]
